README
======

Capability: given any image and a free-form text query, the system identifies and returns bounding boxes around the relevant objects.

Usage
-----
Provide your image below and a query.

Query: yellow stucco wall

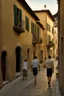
[58,0,64,94]
[0,0,44,86]
[35,11,54,59]
[35,12,47,60]
[0,0,3,88]
[47,15,54,40]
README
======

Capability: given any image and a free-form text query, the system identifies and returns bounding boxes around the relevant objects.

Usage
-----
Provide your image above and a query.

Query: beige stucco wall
[0,0,3,88]
[47,15,54,40]
[0,0,44,87]
[39,28,45,61]
[47,15,54,57]
[1,0,34,81]
[35,12,54,58]
[53,27,58,57]
[1,0,32,81]
[35,12,47,60]
[2,0,18,81]
[58,0,64,95]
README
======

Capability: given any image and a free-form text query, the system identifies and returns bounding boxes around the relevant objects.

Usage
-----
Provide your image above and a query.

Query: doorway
[1,50,7,81]
[15,46,21,72]
[27,48,30,61]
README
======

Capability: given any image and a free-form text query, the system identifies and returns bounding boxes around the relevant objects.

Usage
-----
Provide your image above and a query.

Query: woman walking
[23,58,28,80]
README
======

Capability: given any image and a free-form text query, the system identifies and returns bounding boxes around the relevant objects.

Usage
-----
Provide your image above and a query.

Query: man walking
[31,56,39,84]
[44,55,54,88]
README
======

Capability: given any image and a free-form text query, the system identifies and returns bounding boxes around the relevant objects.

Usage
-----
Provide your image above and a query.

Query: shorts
[47,68,53,77]
[33,68,38,76]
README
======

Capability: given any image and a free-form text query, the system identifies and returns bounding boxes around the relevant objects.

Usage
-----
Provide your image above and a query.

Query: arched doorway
[15,46,21,72]
[27,48,30,61]
[27,48,30,67]
[1,50,7,81]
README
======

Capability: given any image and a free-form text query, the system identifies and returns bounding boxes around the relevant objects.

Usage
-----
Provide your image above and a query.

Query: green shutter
[25,16,27,29]
[31,22,33,33]
[25,16,29,31]
[31,22,35,33]
[20,10,22,22]
[35,25,36,34]
[14,5,17,26]
[27,18,29,31]
[32,22,34,33]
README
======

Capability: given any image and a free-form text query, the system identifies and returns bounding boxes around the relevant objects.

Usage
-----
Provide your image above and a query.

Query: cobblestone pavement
[0,60,62,96]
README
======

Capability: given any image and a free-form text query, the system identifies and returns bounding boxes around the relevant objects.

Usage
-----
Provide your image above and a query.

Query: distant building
[53,12,58,57]
[53,12,58,27]
[34,10,57,58]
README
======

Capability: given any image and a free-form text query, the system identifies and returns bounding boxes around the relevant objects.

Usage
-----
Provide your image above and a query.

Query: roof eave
[34,10,55,21]
[17,0,39,21]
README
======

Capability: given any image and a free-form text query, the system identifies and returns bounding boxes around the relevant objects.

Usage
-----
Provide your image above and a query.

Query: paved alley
[0,60,62,96]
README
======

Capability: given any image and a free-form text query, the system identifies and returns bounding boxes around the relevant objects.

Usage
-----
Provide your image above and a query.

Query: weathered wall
[58,0,64,95]
[0,0,3,88]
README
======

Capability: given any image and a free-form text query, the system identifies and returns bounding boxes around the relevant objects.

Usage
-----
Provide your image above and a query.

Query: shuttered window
[34,25,36,34]
[46,23,51,32]
[31,22,34,33]
[31,22,39,36]
[25,16,29,31]
[14,5,22,26]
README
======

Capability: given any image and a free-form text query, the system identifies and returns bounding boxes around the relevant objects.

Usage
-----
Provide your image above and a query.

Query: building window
[31,22,40,39]
[14,5,22,26]
[47,35,51,43]
[46,23,51,32]
[25,16,29,31]
[31,22,35,33]
[36,26,39,38]
[52,27,54,33]
[34,25,37,34]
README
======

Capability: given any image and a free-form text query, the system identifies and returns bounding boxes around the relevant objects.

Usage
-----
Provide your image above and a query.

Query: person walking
[44,55,54,88]
[31,56,39,84]
[23,58,28,80]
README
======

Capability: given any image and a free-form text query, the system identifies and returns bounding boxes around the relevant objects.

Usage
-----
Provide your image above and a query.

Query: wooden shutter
[25,16,29,31]
[31,22,34,33]
[20,10,22,23]
[35,25,36,34]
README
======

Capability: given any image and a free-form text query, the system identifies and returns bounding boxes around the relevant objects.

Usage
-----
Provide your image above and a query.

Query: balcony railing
[32,33,39,44]
[13,20,25,34]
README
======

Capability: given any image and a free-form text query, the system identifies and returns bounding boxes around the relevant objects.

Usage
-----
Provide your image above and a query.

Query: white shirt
[45,59,54,68]
[32,59,39,68]
[23,62,28,70]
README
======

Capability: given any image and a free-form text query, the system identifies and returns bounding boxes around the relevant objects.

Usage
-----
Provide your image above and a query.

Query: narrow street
[0,60,62,96]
